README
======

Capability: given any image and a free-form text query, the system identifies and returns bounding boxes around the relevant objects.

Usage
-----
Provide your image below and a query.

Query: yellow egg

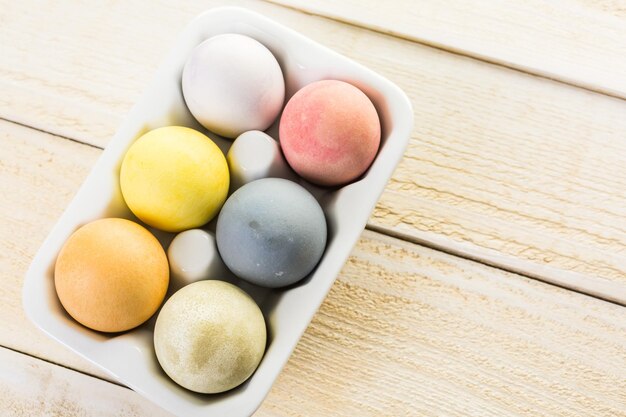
[120,126,229,232]
[54,218,169,333]
[154,280,266,393]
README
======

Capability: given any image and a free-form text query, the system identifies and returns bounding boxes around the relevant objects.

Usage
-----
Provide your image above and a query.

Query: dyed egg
[182,34,285,138]
[54,218,169,333]
[279,80,381,186]
[227,130,295,192]
[216,178,327,288]
[154,280,266,393]
[120,126,229,232]
[167,229,229,292]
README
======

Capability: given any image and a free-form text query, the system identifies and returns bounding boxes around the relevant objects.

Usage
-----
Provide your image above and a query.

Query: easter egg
[227,130,295,192]
[154,280,266,394]
[167,229,230,292]
[216,178,327,288]
[54,218,169,333]
[120,126,229,232]
[182,34,285,138]
[279,80,381,186]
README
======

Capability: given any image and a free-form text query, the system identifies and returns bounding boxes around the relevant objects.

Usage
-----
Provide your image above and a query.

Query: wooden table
[2,1,626,415]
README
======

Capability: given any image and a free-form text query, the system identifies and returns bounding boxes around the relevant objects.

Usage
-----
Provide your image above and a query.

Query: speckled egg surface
[216,178,327,288]
[182,33,285,138]
[153,280,266,394]
[120,126,229,232]
[227,130,295,192]
[167,229,229,292]
[54,218,169,333]
[280,79,381,186]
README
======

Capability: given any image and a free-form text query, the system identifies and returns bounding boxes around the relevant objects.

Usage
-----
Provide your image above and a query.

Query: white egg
[227,130,295,192]
[182,34,285,138]
[167,229,229,292]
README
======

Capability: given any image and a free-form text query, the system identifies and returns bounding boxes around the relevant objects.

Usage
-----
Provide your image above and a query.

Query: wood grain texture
[0,120,111,381]
[0,347,172,417]
[4,1,626,415]
[365,38,626,303]
[2,0,626,300]
[580,0,626,16]
[2,122,626,415]
[270,0,626,98]
[269,230,626,416]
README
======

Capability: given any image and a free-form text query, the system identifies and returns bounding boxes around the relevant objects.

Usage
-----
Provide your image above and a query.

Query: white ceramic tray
[23,7,413,417]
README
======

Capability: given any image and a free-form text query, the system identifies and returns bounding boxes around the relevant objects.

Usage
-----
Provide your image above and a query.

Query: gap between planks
[0,344,126,389]
[0,117,103,151]
[0,345,172,417]
[366,223,626,307]
[4,115,622,309]
[264,0,626,102]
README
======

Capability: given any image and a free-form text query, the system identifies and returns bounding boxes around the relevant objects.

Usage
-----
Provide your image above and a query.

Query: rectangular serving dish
[23,7,413,417]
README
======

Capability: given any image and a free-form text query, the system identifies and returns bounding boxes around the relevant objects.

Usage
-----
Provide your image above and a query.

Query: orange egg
[54,218,169,333]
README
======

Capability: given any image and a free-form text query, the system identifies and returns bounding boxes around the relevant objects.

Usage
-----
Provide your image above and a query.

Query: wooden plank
[3,121,626,415]
[270,0,626,99]
[3,0,626,300]
[269,230,626,416]
[0,347,171,417]
[0,121,112,381]
[0,0,240,146]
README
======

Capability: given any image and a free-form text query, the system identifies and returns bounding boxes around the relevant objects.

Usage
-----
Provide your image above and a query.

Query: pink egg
[279,80,381,187]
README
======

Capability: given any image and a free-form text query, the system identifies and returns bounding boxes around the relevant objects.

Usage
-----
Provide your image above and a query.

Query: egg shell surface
[120,126,229,232]
[216,178,327,288]
[226,130,295,192]
[279,79,381,186]
[54,218,169,333]
[182,34,285,138]
[153,280,266,394]
[167,229,229,292]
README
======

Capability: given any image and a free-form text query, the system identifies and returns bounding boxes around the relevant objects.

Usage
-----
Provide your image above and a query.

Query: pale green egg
[154,280,266,394]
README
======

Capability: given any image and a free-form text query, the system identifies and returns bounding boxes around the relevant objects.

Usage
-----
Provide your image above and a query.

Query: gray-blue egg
[216,178,327,288]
